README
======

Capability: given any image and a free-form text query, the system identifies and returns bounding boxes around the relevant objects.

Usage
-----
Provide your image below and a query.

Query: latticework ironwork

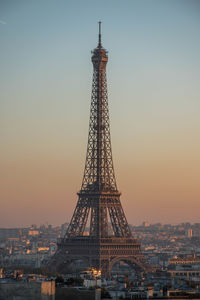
[81,52,116,192]
[65,22,132,239]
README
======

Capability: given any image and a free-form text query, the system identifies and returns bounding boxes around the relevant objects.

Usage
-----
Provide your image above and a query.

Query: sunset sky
[1,0,200,227]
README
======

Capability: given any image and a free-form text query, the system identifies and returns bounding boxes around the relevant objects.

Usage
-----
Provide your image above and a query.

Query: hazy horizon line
[0,220,198,229]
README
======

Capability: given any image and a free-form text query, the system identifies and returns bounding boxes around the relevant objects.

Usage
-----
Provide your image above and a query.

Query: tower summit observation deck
[48,23,149,276]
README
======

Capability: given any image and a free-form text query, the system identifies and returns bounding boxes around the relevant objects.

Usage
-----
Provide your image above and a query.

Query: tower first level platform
[50,236,147,276]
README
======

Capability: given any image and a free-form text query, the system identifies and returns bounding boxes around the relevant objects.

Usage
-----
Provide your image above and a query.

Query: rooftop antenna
[98,21,102,47]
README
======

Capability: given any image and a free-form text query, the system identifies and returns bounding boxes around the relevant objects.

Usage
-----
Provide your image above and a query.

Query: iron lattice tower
[49,23,149,276]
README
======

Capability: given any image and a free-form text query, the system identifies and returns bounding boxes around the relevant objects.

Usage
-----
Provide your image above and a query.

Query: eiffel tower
[49,23,149,276]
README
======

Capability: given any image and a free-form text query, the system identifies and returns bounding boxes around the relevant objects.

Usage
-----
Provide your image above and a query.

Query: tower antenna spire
[98,21,102,47]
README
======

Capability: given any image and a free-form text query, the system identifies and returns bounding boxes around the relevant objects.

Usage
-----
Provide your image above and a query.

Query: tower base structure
[49,237,151,276]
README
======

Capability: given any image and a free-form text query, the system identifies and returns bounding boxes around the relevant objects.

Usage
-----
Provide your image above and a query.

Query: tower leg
[101,259,110,278]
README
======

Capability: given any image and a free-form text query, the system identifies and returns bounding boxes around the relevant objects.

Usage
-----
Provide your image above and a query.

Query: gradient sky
[0,0,200,227]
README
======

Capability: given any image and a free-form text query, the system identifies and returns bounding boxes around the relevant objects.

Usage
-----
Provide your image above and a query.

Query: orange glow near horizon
[1,128,200,227]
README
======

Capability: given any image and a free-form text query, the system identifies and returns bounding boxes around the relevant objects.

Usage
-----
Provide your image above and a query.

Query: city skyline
[1,0,200,227]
